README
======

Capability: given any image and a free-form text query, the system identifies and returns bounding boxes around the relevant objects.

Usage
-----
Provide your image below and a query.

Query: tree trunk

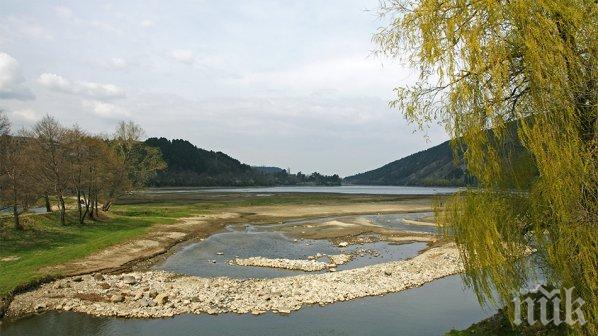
[76,189,85,224]
[12,203,23,231]
[44,195,52,212]
[12,184,23,230]
[13,204,22,230]
[102,200,112,212]
[58,194,66,225]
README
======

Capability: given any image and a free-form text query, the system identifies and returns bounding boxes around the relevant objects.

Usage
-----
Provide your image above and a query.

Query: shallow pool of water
[0,275,496,336]
[153,225,427,278]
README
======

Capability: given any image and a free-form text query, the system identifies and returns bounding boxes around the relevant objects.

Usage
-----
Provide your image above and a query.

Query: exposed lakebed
[1,212,495,336]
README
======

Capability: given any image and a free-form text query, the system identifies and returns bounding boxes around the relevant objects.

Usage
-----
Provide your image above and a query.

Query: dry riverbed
[7,243,462,318]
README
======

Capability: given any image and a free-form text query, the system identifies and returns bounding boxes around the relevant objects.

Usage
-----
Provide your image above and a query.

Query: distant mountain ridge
[145,138,255,186]
[344,140,470,186]
[145,138,341,187]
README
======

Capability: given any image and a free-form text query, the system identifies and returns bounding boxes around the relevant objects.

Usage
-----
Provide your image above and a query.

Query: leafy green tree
[375,1,596,334]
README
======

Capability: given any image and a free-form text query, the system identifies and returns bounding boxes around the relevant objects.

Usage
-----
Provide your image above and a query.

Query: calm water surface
[144,185,459,195]
[154,222,428,278]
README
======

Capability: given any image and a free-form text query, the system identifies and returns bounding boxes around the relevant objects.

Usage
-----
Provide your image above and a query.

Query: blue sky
[0,0,447,176]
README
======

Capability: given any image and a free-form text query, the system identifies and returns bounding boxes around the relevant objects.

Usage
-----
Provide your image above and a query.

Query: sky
[0,0,448,177]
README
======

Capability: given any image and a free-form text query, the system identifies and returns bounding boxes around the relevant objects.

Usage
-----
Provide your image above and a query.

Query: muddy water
[1,213,496,336]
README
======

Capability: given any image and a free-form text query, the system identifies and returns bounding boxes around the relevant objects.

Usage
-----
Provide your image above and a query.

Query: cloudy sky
[0,0,447,176]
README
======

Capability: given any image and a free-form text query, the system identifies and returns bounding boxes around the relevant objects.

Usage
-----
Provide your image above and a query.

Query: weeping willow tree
[374,0,596,334]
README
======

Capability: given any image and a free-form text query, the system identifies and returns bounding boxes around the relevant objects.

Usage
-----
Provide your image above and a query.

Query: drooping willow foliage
[374,0,596,334]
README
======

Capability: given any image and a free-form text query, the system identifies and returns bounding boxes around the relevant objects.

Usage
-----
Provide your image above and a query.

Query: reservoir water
[143,185,459,195]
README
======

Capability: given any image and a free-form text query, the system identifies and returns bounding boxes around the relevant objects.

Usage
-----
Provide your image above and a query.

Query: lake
[143,185,459,195]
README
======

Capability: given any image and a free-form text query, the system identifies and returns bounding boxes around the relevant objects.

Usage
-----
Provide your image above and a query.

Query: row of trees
[0,111,165,230]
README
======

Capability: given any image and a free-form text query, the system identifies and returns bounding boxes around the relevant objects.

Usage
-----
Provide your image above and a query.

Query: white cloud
[55,6,73,19]
[11,108,41,122]
[107,57,127,69]
[89,21,123,35]
[170,49,195,64]
[82,100,130,118]
[0,16,53,41]
[0,52,35,100]
[141,19,155,28]
[231,55,413,99]
[37,73,125,99]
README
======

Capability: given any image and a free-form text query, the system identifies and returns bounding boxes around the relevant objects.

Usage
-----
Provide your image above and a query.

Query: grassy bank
[0,205,192,297]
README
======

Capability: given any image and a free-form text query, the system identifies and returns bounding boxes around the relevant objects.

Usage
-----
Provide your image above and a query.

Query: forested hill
[145,138,341,187]
[343,140,470,186]
[145,138,254,186]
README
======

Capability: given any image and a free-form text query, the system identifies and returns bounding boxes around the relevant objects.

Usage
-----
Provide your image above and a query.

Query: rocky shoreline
[7,243,462,319]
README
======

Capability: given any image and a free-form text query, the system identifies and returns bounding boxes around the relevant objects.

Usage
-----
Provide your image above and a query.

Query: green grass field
[0,205,196,297]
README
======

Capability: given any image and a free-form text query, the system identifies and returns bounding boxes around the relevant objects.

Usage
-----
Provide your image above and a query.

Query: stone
[93,274,105,281]
[338,242,349,247]
[155,293,169,305]
[99,282,111,289]
[110,294,124,303]
[384,270,392,276]
[123,275,137,285]
[216,252,224,255]
[148,290,158,298]
[138,298,152,307]
[72,276,83,282]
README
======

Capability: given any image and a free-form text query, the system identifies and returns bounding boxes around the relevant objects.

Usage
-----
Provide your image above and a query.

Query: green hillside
[344,140,471,186]
[145,138,341,187]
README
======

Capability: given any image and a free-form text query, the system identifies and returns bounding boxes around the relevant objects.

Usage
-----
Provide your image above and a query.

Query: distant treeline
[145,138,342,187]
[0,112,165,229]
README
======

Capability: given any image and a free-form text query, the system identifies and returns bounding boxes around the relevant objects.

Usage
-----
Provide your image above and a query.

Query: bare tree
[0,111,11,217]
[102,121,165,211]
[0,115,37,230]
[64,126,90,224]
[29,116,70,225]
